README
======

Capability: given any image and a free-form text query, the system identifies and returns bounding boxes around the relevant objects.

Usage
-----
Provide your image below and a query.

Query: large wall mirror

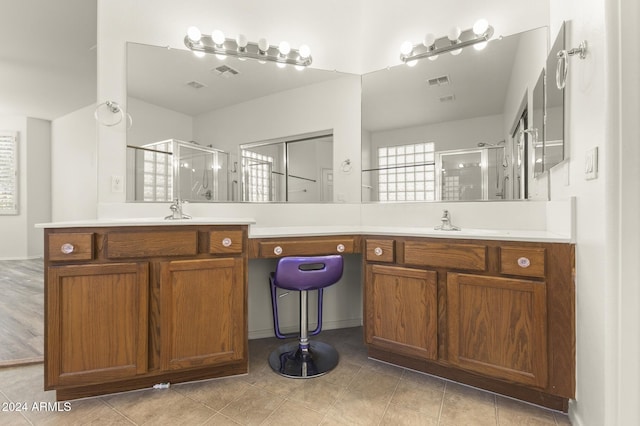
[361,27,550,202]
[125,42,357,203]
[544,22,566,171]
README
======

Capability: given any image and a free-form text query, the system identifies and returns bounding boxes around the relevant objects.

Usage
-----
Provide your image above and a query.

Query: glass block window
[0,132,18,214]
[142,141,172,201]
[242,150,274,201]
[377,142,435,202]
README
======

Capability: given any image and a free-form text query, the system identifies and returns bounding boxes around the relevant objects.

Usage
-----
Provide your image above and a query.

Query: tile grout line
[0,389,35,426]
[377,367,406,426]
[99,395,141,425]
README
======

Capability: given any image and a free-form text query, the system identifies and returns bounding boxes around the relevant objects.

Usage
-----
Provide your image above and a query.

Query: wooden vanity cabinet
[365,264,437,360]
[363,236,575,411]
[44,225,248,401]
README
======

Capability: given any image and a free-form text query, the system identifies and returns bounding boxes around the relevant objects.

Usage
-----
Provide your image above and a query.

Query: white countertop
[249,225,572,243]
[37,220,571,243]
[35,217,256,228]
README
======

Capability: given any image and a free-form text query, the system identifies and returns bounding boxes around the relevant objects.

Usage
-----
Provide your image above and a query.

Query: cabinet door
[46,263,149,388]
[365,264,438,360]
[160,258,245,371]
[447,273,548,388]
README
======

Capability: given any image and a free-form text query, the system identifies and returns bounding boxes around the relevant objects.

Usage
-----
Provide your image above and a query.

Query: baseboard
[0,256,43,261]
[249,318,362,340]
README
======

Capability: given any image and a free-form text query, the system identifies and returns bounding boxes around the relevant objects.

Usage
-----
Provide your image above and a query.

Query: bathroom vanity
[43,222,250,401]
[362,235,574,411]
[40,221,574,411]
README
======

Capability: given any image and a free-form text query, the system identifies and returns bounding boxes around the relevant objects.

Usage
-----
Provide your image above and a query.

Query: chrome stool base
[268,341,339,378]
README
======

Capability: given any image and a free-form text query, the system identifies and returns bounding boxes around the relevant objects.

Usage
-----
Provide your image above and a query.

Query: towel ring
[94,101,133,128]
[556,40,587,90]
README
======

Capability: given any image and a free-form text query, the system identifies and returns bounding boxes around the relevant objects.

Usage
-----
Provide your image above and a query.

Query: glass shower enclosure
[126,139,231,202]
[435,146,507,201]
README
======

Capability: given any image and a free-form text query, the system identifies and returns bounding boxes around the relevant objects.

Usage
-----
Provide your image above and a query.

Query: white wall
[0,115,50,259]
[370,114,504,154]
[51,104,97,222]
[547,0,638,425]
[193,76,361,202]
[25,118,51,256]
[127,97,193,147]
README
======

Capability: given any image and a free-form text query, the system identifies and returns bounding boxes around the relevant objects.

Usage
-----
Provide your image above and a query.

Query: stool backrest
[273,255,344,291]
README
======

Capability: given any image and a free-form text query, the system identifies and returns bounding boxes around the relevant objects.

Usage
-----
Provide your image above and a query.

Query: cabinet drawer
[500,247,546,278]
[365,239,395,263]
[258,238,354,258]
[403,241,487,271]
[106,231,198,259]
[209,230,244,254]
[48,233,94,261]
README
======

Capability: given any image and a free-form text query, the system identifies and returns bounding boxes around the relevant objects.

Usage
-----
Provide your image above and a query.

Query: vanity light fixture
[399,19,494,64]
[184,26,312,67]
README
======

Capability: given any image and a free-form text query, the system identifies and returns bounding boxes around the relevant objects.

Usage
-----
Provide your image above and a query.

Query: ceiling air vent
[439,94,456,103]
[213,64,240,78]
[186,80,207,89]
[427,75,451,87]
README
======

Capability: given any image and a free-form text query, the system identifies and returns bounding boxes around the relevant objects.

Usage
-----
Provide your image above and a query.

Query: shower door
[436,149,487,201]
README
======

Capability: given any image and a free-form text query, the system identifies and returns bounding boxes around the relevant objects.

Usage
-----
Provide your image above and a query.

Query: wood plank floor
[0,258,44,366]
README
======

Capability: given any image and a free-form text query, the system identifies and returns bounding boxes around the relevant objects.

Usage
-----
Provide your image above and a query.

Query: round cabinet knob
[60,243,75,254]
[336,243,345,253]
[222,237,232,247]
[374,247,383,256]
[274,246,283,255]
[517,257,531,268]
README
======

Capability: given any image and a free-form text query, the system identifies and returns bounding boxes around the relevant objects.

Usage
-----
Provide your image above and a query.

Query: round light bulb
[236,34,248,48]
[211,30,225,46]
[400,40,413,56]
[473,19,489,36]
[299,44,311,58]
[406,60,418,67]
[423,33,436,48]
[474,41,488,51]
[448,26,461,41]
[258,38,269,53]
[187,26,202,42]
[278,41,291,56]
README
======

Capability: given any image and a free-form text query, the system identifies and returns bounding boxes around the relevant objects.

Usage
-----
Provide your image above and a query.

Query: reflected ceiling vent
[427,75,451,87]
[186,80,207,89]
[213,64,240,78]
[439,94,456,103]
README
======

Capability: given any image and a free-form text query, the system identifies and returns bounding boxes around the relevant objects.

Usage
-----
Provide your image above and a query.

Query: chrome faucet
[434,209,460,231]
[164,198,191,220]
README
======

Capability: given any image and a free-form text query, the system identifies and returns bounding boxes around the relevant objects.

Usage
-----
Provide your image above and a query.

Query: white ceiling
[0,0,97,121]
[361,34,521,132]
[127,43,352,117]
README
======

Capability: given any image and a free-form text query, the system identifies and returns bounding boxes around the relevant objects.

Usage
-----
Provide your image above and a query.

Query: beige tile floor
[0,327,571,425]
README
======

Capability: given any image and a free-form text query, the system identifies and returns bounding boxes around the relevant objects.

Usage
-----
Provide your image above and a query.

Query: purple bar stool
[268,255,344,378]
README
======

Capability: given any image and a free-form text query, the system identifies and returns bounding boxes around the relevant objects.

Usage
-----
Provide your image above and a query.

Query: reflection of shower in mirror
[125,139,231,202]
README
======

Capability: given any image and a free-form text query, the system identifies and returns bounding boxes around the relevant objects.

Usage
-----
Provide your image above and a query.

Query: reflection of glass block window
[143,141,172,201]
[242,150,274,201]
[378,142,435,202]
[442,175,460,201]
[0,132,18,214]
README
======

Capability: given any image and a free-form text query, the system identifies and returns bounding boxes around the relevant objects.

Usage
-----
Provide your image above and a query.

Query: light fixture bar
[400,25,494,63]
[184,33,312,67]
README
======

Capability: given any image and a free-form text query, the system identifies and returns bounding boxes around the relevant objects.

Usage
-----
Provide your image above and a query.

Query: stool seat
[268,255,343,378]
